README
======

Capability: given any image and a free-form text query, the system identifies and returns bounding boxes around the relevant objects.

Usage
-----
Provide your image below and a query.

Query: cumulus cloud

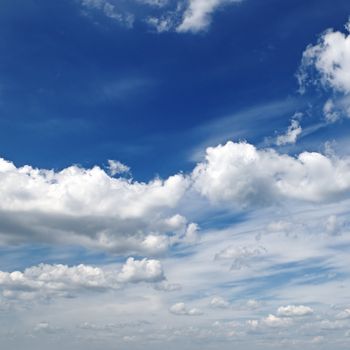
[0,258,165,301]
[277,305,314,317]
[276,117,302,146]
[169,302,203,316]
[177,0,241,33]
[117,257,165,283]
[192,141,350,207]
[262,314,292,328]
[298,19,350,94]
[107,160,130,176]
[298,18,350,122]
[336,308,350,320]
[0,157,193,254]
[210,296,230,308]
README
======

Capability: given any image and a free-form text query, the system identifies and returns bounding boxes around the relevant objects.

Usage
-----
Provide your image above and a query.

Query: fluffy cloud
[276,118,302,146]
[299,20,350,94]
[0,257,165,301]
[210,296,229,308]
[177,0,241,33]
[192,141,350,207]
[262,314,292,328]
[169,302,203,316]
[336,308,350,320]
[117,257,165,283]
[107,160,130,176]
[277,305,314,317]
[298,19,350,122]
[0,157,193,254]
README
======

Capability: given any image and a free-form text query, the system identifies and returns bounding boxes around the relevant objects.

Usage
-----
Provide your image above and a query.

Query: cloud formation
[276,116,303,146]
[117,257,165,283]
[299,20,350,94]
[192,141,350,207]
[80,0,242,33]
[169,302,203,316]
[276,305,314,317]
[177,0,241,33]
[298,18,350,122]
[0,157,193,254]
[0,257,165,301]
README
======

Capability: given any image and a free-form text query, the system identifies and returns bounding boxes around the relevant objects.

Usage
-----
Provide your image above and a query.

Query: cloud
[80,0,134,27]
[276,116,303,146]
[169,302,203,316]
[107,160,130,176]
[0,257,165,301]
[214,245,266,270]
[153,281,182,291]
[0,157,193,254]
[210,296,229,308]
[177,0,241,33]
[117,257,165,283]
[298,18,350,122]
[33,322,62,334]
[80,0,243,34]
[336,308,350,320]
[192,141,350,207]
[276,305,314,317]
[0,263,117,300]
[262,314,292,328]
[137,0,169,6]
[298,19,350,94]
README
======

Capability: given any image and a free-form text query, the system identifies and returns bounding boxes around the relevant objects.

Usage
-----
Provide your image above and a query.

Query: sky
[1,0,350,349]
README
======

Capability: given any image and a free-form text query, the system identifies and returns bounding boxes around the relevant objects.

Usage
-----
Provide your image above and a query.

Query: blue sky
[1,0,350,349]
[1,0,349,178]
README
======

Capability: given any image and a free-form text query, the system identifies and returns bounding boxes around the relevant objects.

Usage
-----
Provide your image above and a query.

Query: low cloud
[169,302,203,316]
[277,305,314,317]
[0,258,165,301]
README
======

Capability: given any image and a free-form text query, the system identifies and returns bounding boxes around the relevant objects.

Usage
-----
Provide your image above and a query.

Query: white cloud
[192,141,350,207]
[147,16,175,33]
[81,0,135,27]
[336,308,350,320]
[299,20,350,94]
[210,296,229,308]
[246,299,261,309]
[117,257,165,283]
[107,160,130,176]
[276,305,314,317]
[0,157,191,254]
[323,99,341,122]
[137,0,169,7]
[298,18,350,123]
[262,314,292,328]
[276,118,302,146]
[214,245,266,269]
[0,263,117,300]
[79,0,243,34]
[169,302,203,316]
[154,281,182,291]
[33,322,62,334]
[177,0,241,33]
[0,258,166,301]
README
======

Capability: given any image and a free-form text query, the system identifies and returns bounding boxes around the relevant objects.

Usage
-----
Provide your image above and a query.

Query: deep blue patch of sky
[1,0,350,180]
